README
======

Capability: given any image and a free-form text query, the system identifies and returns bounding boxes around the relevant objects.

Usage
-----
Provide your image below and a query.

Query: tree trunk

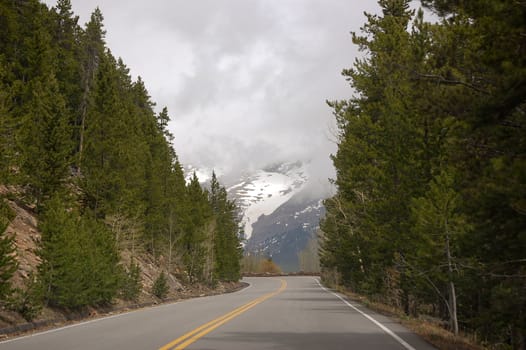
[401,276,410,315]
[448,280,458,335]
[77,48,98,174]
[168,216,173,273]
[77,100,86,174]
[445,224,459,335]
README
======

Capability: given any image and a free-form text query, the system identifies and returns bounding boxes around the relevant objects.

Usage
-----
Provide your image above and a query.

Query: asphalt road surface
[0,277,436,349]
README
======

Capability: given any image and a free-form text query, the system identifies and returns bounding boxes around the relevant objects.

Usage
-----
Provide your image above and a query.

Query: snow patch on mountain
[292,199,323,219]
[228,162,308,240]
[185,161,314,244]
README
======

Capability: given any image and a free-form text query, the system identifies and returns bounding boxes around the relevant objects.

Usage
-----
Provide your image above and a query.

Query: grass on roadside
[334,286,486,350]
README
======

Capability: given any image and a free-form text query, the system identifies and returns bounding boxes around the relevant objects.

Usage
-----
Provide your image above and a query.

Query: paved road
[0,277,436,349]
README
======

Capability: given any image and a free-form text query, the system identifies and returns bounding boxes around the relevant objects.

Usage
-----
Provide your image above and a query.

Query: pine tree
[12,2,74,205]
[411,170,469,335]
[182,172,209,281]
[19,73,73,205]
[50,0,82,122]
[152,271,169,299]
[165,160,187,270]
[0,0,74,201]
[38,196,121,308]
[120,261,141,301]
[143,107,176,258]
[209,172,242,282]
[77,7,106,173]
[324,0,429,302]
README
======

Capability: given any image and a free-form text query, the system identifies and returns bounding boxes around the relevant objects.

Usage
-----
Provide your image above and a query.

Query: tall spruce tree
[410,170,468,335]
[19,73,72,205]
[13,3,74,205]
[182,172,209,281]
[49,0,82,129]
[38,196,121,308]
[209,172,242,282]
[323,0,430,303]
[77,7,105,174]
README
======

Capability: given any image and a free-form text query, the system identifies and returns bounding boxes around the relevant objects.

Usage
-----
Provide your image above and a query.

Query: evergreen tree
[19,73,73,205]
[38,196,121,308]
[152,271,169,299]
[209,172,242,282]
[49,0,82,129]
[181,172,209,281]
[120,261,141,301]
[143,107,177,258]
[77,7,106,173]
[165,160,188,270]
[323,0,429,302]
[411,170,469,334]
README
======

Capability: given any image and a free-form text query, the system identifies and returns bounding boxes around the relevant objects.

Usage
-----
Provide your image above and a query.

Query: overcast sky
[43,0,387,190]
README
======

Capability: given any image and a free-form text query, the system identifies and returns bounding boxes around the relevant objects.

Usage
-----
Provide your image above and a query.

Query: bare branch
[397,254,452,315]
[413,73,490,95]
[331,195,348,221]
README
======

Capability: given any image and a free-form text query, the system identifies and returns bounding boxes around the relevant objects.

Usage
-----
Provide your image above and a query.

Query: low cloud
[44,0,384,192]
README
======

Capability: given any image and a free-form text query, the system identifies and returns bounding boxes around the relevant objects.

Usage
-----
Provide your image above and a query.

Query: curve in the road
[159,279,287,350]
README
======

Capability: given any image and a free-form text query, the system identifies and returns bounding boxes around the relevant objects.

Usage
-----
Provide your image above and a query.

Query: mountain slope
[188,161,326,272]
[226,162,308,240]
[246,194,324,272]
[223,162,325,272]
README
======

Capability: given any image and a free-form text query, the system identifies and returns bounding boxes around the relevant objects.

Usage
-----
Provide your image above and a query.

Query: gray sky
[44,0,384,190]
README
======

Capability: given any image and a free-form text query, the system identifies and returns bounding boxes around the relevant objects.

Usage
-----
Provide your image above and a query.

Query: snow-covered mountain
[246,194,325,271]
[227,161,308,240]
[185,161,326,272]
[226,161,326,271]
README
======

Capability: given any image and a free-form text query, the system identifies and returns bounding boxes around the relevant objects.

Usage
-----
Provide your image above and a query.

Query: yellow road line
[158,297,265,350]
[159,279,287,350]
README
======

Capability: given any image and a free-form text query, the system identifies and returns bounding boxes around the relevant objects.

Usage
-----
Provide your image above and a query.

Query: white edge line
[239,279,253,293]
[314,278,417,350]
[0,282,253,345]
[0,312,125,345]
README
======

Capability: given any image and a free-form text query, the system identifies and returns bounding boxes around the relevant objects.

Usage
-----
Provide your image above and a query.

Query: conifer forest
[0,0,241,312]
[320,0,525,348]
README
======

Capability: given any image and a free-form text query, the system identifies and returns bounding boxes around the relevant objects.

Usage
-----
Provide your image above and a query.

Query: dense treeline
[0,0,241,312]
[321,0,525,348]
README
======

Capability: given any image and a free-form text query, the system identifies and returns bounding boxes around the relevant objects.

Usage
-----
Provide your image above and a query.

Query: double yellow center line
[159,279,287,350]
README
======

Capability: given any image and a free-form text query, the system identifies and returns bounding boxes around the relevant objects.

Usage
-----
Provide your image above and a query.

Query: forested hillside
[321,0,525,348]
[0,0,241,317]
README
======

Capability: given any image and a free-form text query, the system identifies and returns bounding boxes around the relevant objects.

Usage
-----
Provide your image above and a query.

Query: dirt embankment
[0,188,246,338]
